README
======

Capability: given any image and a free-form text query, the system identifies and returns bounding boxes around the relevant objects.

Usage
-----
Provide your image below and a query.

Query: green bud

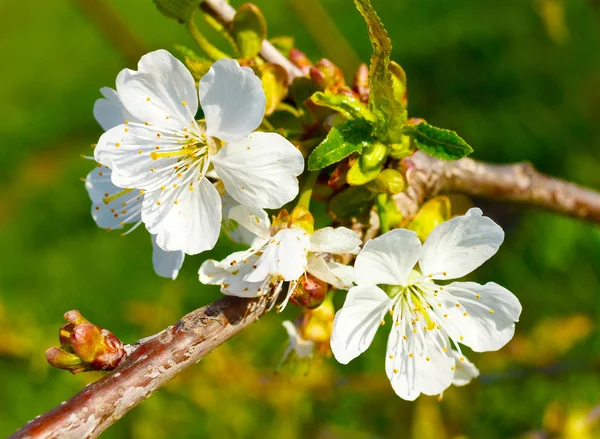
[388,61,407,108]
[365,169,406,194]
[347,159,382,185]
[360,141,388,170]
[261,63,288,115]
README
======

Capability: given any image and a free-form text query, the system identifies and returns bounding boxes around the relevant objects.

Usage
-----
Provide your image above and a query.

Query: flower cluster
[85,49,521,401]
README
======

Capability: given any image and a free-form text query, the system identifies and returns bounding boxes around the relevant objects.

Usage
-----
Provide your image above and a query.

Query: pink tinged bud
[289,49,313,75]
[353,63,370,103]
[291,274,329,309]
[310,59,346,91]
[46,310,126,374]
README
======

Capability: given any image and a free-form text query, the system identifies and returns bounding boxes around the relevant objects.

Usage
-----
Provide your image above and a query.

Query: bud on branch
[45,310,126,374]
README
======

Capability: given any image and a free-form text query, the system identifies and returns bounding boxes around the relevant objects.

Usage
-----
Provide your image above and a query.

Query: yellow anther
[380,320,385,326]
[409,353,413,358]
[182,101,187,106]
[426,357,430,361]
[146,97,151,101]
[389,355,394,359]
[393,368,398,374]
[460,357,465,362]
[489,309,495,314]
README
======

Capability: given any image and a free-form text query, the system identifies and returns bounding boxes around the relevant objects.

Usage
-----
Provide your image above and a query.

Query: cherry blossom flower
[86,85,184,279]
[85,166,184,280]
[93,50,304,255]
[199,205,361,309]
[330,208,521,400]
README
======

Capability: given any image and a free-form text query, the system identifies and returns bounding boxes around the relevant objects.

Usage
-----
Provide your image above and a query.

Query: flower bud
[289,49,313,76]
[46,310,126,374]
[352,63,370,103]
[310,59,345,91]
[360,141,388,171]
[291,273,328,309]
[289,205,315,234]
[365,169,406,194]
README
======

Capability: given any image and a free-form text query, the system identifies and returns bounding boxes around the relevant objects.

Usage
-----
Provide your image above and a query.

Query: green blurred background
[1,0,600,437]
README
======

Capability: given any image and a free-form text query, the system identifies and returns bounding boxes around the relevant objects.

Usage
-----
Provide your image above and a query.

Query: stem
[376,192,390,233]
[186,12,230,60]
[296,171,320,210]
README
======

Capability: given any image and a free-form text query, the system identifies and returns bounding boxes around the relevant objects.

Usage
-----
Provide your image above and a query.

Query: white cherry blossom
[85,166,185,280]
[86,85,184,279]
[281,320,315,363]
[330,208,521,400]
[93,50,304,255]
[199,205,361,309]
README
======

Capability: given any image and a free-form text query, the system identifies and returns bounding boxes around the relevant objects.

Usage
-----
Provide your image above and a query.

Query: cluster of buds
[45,310,125,374]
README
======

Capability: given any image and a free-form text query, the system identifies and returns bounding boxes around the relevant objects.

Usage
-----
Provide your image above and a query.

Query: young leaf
[153,0,205,23]
[354,0,406,142]
[307,119,373,171]
[172,45,212,79]
[232,4,267,59]
[411,123,473,161]
[309,91,374,121]
[347,160,382,185]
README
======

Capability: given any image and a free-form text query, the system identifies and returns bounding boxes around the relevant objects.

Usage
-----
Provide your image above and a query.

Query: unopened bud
[291,274,328,309]
[289,205,315,234]
[310,59,346,91]
[360,141,388,171]
[289,49,313,76]
[46,310,126,374]
[365,169,406,194]
[352,63,369,103]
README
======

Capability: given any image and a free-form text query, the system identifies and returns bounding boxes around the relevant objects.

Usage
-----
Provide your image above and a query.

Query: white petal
[330,285,393,365]
[419,208,504,280]
[94,123,194,190]
[310,227,362,255]
[244,228,310,282]
[200,58,265,143]
[228,204,271,241]
[354,229,422,286]
[220,191,266,246]
[282,321,314,359]
[116,49,198,129]
[212,132,304,209]
[385,323,455,400]
[93,87,135,131]
[143,177,221,255]
[432,281,521,352]
[85,166,142,229]
[450,350,479,386]
[151,234,185,280]
[306,254,354,290]
[199,252,268,297]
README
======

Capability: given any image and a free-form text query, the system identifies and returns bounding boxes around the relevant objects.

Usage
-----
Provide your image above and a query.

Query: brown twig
[9,296,267,439]
[10,1,600,437]
[394,152,600,223]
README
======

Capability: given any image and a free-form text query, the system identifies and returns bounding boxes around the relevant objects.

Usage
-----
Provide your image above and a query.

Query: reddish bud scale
[291,274,328,309]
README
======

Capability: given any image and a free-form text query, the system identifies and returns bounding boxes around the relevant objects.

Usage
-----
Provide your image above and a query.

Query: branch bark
[9,296,267,439]
[394,152,600,223]
[10,1,600,438]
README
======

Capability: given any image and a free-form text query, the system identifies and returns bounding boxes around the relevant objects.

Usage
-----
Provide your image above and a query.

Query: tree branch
[394,152,600,223]
[9,296,267,439]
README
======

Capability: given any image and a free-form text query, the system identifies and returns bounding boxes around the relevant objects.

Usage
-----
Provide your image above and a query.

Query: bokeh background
[1,0,600,437]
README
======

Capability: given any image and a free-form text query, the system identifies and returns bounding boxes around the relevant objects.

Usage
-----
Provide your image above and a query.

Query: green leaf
[309,91,374,121]
[307,119,373,171]
[232,4,267,59]
[354,0,406,142]
[153,0,204,23]
[411,123,473,161]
